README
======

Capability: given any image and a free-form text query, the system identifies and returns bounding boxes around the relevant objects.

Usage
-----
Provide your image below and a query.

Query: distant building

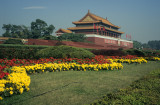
[56,10,133,49]
[55,28,72,36]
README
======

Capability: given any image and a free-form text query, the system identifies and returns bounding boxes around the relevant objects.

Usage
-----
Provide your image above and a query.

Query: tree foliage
[148,40,160,50]
[58,33,86,42]
[142,43,150,49]
[2,19,55,39]
[41,35,58,40]
[30,19,55,39]
[2,24,31,38]
[133,40,142,49]
[133,40,160,50]
[3,38,24,44]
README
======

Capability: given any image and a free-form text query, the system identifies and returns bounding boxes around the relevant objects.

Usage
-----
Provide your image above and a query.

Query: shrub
[57,33,86,42]
[3,38,24,44]
[0,44,49,59]
[142,50,160,57]
[40,35,58,40]
[91,49,126,56]
[36,45,95,59]
[125,49,146,57]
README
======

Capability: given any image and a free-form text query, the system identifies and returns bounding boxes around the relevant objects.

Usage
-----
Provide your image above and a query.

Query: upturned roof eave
[55,28,72,33]
[72,21,100,24]
[75,11,121,29]
[68,26,124,34]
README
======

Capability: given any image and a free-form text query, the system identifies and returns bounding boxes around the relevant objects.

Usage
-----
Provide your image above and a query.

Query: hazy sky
[0,0,160,43]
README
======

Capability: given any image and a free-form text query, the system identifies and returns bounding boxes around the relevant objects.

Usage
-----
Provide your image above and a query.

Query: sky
[0,0,160,43]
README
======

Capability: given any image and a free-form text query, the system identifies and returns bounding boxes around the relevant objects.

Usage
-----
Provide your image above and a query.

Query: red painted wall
[26,38,132,50]
[87,37,133,49]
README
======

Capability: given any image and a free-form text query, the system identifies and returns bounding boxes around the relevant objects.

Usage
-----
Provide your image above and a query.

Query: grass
[1,61,160,105]
[90,68,160,105]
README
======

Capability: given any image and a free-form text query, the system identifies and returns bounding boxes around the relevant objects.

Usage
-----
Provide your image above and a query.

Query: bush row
[1,44,159,59]
[91,49,160,57]
[36,45,95,59]
[0,44,49,59]
[91,49,126,56]
[3,38,24,45]
[0,45,94,59]
[124,49,160,57]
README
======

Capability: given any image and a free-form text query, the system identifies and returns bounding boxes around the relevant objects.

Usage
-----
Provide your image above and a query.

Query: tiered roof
[68,10,124,34]
[68,26,124,34]
[72,10,120,28]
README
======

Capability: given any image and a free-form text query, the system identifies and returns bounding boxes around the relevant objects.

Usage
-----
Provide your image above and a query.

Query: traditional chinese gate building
[56,10,133,49]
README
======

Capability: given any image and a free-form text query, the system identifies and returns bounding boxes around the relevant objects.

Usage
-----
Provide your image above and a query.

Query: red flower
[0,71,9,79]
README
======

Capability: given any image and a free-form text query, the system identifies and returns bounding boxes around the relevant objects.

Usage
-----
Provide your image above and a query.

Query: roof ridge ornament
[88,10,90,14]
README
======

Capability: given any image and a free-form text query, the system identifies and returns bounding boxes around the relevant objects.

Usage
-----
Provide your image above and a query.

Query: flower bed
[0,55,110,69]
[24,62,123,74]
[111,58,147,64]
[145,57,160,61]
[107,55,148,64]
[0,66,30,100]
[0,55,152,100]
[0,66,9,79]
[0,61,122,100]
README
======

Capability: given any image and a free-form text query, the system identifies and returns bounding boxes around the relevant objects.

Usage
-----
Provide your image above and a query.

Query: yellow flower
[10,91,13,95]
[10,87,13,91]
[26,87,30,91]
[0,88,4,92]
[0,96,3,100]
[6,88,9,91]
[0,79,8,84]
[19,88,23,94]
[0,84,5,88]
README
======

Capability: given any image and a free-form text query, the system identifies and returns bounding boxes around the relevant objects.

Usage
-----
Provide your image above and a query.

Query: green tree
[41,35,58,40]
[2,24,31,38]
[2,19,55,39]
[148,40,160,50]
[58,33,86,42]
[44,25,55,36]
[3,38,24,44]
[21,25,31,38]
[31,19,55,39]
[142,43,150,49]
[2,24,12,37]
[133,40,142,49]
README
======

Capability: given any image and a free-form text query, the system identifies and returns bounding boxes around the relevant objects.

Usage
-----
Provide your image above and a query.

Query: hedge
[3,38,24,45]
[91,49,126,56]
[0,44,49,59]
[36,45,95,59]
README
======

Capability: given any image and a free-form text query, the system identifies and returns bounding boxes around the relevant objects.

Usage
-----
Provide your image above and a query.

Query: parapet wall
[86,34,133,49]
[26,38,132,50]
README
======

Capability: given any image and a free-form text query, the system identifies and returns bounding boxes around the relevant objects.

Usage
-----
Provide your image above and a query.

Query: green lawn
[1,61,160,105]
[90,68,160,105]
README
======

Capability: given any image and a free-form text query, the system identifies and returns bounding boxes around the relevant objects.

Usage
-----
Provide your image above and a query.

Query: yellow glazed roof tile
[73,11,120,28]
[56,28,72,33]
